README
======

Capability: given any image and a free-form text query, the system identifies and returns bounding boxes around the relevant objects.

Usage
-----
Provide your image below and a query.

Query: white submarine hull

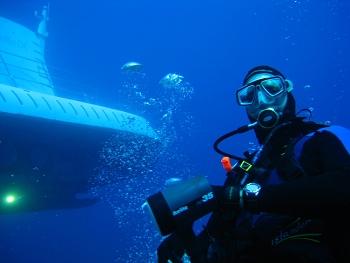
[0,8,161,214]
[0,83,158,139]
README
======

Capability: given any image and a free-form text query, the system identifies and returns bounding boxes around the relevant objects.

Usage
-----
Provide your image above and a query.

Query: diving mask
[236,76,288,106]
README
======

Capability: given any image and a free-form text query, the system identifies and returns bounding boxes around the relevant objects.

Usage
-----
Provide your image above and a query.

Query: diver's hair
[243,65,286,85]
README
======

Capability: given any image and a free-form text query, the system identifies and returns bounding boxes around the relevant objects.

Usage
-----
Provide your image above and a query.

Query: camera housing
[146,175,218,236]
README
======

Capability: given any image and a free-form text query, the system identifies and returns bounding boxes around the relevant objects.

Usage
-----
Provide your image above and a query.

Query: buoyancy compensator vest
[209,118,340,262]
[247,124,350,262]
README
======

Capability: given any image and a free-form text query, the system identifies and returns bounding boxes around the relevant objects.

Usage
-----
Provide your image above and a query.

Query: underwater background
[0,0,349,262]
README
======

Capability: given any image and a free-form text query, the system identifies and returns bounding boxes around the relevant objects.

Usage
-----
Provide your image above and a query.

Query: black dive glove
[157,232,185,263]
[212,185,241,219]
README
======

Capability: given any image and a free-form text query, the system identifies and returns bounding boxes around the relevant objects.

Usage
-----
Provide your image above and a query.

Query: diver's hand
[157,232,185,263]
[212,185,241,219]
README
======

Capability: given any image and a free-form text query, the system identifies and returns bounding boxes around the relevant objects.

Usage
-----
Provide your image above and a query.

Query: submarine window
[80,105,89,117]
[55,100,66,113]
[27,94,38,108]
[0,91,6,102]
[112,112,120,123]
[69,103,78,115]
[102,109,110,121]
[91,107,100,119]
[11,90,23,105]
[41,97,52,111]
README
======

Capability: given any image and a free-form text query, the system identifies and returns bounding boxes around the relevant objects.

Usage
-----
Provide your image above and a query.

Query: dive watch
[243,183,261,214]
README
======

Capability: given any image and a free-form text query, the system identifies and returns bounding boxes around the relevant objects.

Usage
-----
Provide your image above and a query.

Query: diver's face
[244,73,288,120]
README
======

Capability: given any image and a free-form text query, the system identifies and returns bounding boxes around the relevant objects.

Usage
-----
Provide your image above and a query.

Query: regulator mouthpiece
[257,108,280,129]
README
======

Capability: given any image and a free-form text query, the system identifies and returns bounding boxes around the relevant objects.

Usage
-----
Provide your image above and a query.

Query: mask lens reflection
[237,77,286,106]
[237,84,255,105]
[261,78,284,96]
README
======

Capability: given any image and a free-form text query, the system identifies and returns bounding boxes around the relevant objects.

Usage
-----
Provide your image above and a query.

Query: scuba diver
[156,65,350,262]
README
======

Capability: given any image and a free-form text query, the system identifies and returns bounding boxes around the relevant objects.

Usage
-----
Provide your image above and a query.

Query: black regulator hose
[213,122,257,161]
[213,110,303,161]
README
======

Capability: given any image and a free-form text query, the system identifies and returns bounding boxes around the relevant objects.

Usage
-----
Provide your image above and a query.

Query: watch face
[245,183,261,194]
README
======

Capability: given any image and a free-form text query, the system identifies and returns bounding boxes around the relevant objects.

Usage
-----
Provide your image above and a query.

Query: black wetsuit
[158,127,350,262]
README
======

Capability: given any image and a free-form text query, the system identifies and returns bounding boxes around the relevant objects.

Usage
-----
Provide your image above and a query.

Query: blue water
[1,0,349,262]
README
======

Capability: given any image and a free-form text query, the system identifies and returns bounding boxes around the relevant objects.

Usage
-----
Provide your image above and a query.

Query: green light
[6,196,15,203]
